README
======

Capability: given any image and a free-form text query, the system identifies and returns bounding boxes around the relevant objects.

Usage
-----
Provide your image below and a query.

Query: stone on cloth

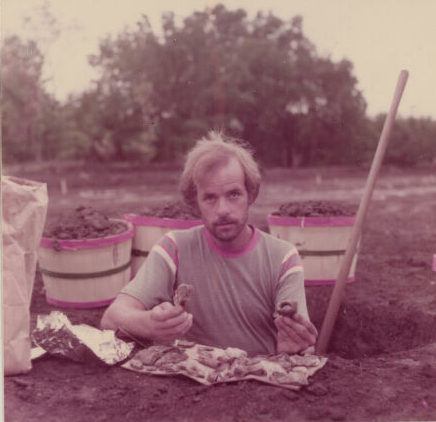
[122,340,327,390]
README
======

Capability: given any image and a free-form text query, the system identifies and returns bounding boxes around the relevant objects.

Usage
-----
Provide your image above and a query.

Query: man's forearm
[101,298,154,339]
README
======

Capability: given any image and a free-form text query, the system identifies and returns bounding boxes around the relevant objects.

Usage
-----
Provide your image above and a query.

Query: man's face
[195,157,250,246]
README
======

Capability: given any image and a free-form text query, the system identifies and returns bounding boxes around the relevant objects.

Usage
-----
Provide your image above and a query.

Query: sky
[2,0,436,119]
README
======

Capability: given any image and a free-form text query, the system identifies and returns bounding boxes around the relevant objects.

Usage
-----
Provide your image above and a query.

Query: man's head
[180,131,261,209]
[180,131,261,245]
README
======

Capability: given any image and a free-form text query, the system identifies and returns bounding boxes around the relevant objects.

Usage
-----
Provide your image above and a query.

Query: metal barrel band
[299,245,360,257]
[39,260,131,279]
[131,249,150,257]
[299,250,346,257]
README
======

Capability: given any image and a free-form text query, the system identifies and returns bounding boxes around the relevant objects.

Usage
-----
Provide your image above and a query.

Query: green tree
[87,18,158,161]
[88,4,370,166]
[1,35,78,163]
[371,115,436,166]
[2,36,46,162]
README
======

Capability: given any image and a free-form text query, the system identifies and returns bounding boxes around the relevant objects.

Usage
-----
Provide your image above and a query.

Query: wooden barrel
[123,214,203,278]
[38,219,134,308]
[267,215,359,286]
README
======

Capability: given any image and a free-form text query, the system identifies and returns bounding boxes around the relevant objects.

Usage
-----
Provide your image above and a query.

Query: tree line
[2,4,436,167]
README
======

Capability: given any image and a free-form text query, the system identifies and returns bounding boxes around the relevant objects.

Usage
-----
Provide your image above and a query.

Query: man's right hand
[147,301,193,341]
[100,294,193,342]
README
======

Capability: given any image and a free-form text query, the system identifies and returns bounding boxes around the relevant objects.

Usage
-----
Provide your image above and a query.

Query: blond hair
[180,131,261,210]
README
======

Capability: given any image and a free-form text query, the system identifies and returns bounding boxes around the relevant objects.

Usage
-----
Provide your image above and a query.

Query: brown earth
[272,200,358,217]
[43,205,129,240]
[140,201,201,219]
[3,161,436,422]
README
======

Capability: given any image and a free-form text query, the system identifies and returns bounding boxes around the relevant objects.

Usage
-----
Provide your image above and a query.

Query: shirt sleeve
[121,233,178,309]
[273,246,309,320]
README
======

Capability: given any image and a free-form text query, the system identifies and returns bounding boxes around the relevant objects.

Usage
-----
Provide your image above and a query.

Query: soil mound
[141,201,200,220]
[272,200,358,217]
[43,205,128,240]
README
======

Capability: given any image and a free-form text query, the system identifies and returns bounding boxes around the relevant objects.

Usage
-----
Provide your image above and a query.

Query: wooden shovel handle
[315,70,409,355]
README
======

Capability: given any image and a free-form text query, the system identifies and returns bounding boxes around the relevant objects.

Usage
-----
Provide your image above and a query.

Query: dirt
[140,201,200,220]
[43,205,128,240]
[272,200,358,217]
[3,161,436,422]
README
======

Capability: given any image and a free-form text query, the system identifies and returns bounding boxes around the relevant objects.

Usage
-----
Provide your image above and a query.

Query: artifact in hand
[173,283,194,307]
[277,301,298,318]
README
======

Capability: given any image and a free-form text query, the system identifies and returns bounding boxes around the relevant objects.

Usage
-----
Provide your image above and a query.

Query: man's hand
[147,301,193,341]
[101,294,192,342]
[274,313,318,355]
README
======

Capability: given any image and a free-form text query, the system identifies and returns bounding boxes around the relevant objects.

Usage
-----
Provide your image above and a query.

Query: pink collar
[202,225,260,258]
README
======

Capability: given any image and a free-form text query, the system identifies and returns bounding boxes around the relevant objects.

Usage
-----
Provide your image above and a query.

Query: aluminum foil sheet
[32,311,134,365]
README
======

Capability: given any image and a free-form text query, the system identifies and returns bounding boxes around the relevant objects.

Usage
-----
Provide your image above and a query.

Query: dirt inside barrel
[140,200,200,220]
[43,205,129,241]
[271,200,358,217]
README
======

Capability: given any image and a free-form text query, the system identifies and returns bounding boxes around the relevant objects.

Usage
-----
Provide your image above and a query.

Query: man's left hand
[274,313,318,355]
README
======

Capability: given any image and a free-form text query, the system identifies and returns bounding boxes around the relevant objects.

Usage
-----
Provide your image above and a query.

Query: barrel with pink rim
[38,219,134,308]
[267,214,359,285]
[124,214,203,277]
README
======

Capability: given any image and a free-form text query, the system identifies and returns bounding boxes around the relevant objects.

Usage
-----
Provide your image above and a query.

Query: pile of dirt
[141,201,200,220]
[272,200,358,217]
[43,205,128,240]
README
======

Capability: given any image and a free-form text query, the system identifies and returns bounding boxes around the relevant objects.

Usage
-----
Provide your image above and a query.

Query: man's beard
[208,214,248,243]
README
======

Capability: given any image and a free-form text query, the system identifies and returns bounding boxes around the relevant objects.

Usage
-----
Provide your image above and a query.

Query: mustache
[214,218,237,225]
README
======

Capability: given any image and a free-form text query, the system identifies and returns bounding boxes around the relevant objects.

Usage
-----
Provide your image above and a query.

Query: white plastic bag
[2,175,48,375]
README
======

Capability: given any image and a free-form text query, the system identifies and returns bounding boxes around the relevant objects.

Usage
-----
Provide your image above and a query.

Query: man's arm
[101,293,193,341]
[102,231,193,341]
[274,247,318,354]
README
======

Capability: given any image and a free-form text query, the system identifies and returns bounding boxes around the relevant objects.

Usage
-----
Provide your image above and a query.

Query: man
[101,131,317,356]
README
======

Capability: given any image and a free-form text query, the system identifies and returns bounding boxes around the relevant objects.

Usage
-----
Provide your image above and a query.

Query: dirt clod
[12,379,33,388]
[305,382,328,396]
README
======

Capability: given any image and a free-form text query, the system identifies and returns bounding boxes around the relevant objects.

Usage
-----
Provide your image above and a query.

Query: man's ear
[193,204,201,216]
[190,200,201,217]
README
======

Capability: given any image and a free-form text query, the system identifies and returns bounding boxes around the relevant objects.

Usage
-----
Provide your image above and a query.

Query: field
[3,161,436,422]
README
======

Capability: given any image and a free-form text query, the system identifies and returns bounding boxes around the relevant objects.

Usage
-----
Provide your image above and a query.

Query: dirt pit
[310,297,436,359]
[3,162,436,422]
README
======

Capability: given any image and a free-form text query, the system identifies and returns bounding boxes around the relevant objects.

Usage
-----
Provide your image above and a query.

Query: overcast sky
[3,0,436,118]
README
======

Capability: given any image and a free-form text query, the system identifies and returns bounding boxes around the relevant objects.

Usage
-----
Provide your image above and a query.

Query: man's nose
[216,197,230,216]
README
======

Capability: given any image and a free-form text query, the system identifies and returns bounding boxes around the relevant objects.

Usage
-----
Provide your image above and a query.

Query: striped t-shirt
[122,225,308,356]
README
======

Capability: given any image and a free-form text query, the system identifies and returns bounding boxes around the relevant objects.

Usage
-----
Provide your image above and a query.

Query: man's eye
[204,196,215,202]
[229,191,241,198]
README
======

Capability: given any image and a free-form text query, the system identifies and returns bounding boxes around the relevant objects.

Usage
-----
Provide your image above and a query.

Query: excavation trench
[308,296,436,359]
